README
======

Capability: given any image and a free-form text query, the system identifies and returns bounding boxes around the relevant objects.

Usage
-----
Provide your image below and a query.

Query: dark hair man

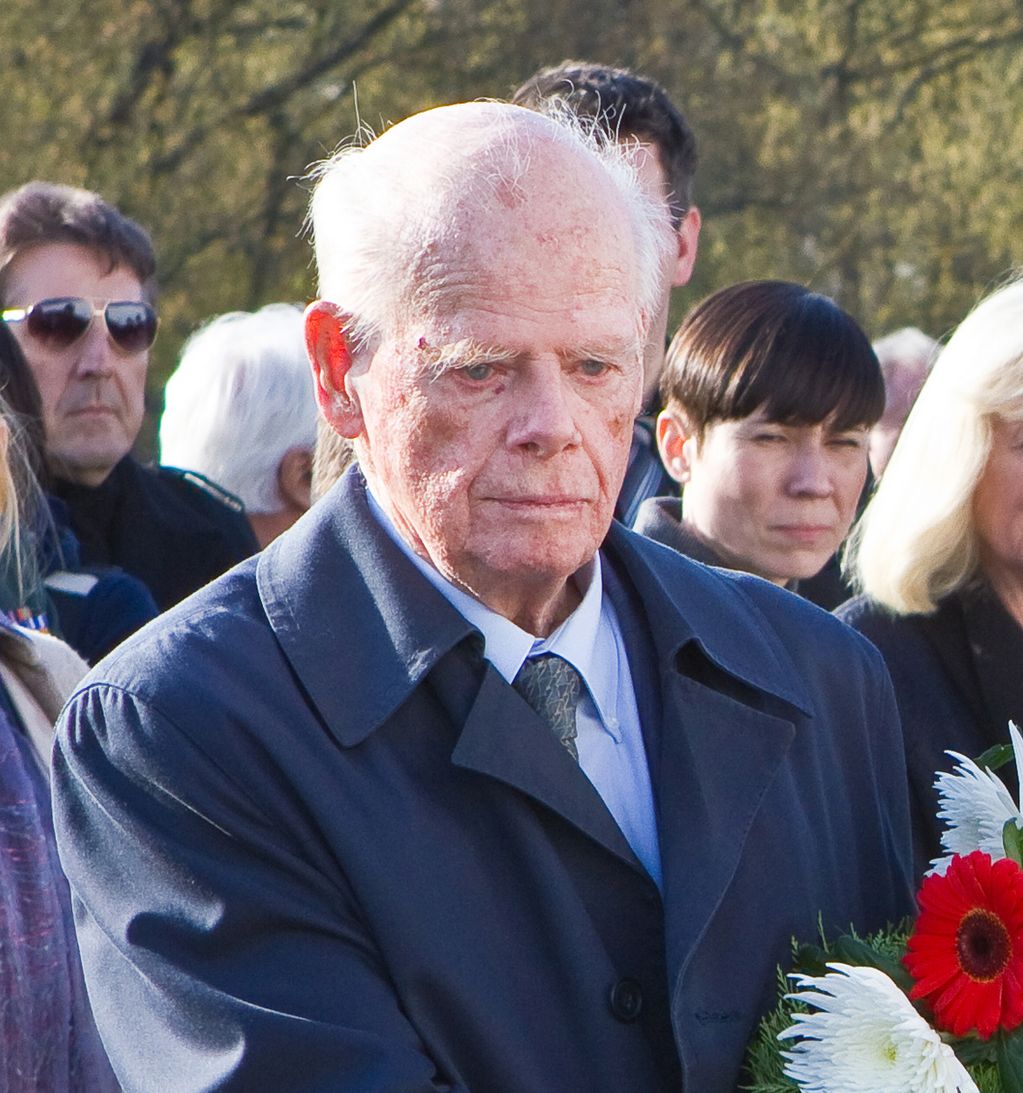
[53,103,911,1092]
[512,60,701,524]
[0,182,258,610]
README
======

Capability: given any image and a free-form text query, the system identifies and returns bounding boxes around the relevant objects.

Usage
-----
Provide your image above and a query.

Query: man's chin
[48,445,129,488]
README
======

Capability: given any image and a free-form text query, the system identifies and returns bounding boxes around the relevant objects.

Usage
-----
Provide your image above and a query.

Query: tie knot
[512,653,581,760]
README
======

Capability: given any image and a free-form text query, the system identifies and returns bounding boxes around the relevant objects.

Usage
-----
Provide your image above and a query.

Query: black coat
[837,584,1023,876]
[53,455,258,611]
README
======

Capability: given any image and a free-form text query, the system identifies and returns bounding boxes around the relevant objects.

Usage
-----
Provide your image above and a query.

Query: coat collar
[256,470,475,747]
[256,469,813,749]
[601,528,813,719]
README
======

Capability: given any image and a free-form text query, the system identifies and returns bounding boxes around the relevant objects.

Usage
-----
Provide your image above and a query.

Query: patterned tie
[513,653,581,760]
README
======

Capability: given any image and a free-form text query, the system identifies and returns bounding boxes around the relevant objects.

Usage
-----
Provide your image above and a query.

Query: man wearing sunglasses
[0,181,258,612]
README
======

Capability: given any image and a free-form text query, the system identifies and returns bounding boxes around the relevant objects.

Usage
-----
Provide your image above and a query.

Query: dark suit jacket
[53,470,913,1093]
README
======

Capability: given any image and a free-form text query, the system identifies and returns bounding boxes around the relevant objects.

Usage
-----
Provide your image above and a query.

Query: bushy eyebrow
[420,339,517,380]
[420,336,643,380]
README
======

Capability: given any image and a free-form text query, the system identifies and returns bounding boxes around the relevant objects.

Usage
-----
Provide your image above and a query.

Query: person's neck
[248,505,305,550]
[49,457,119,491]
[462,575,582,638]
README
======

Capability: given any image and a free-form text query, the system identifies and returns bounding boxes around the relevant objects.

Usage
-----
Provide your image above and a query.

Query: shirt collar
[364,487,618,728]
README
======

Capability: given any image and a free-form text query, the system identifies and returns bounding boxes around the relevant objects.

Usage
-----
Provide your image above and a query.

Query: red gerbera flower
[904,849,1023,1039]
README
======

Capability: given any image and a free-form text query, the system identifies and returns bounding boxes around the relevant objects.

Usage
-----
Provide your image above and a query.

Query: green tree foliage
[3,0,1021,450]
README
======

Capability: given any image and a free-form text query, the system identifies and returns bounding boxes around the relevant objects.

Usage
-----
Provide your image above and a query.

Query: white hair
[871,326,940,382]
[159,303,317,513]
[306,101,672,354]
[848,276,1023,613]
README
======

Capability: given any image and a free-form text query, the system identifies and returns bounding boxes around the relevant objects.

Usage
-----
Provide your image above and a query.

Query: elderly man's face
[339,198,645,631]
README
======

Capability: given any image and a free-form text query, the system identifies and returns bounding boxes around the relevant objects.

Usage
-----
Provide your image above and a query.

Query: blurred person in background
[868,325,939,478]
[0,384,117,1091]
[840,277,1023,874]
[0,322,157,661]
[635,280,883,597]
[161,303,317,548]
[512,61,701,525]
[0,181,257,611]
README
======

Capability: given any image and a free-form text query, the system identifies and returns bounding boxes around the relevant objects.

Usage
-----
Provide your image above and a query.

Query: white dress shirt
[366,490,662,888]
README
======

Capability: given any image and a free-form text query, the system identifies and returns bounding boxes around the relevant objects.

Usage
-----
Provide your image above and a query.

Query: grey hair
[306,101,672,356]
[871,326,940,383]
[159,303,317,513]
[847,275,1023,613]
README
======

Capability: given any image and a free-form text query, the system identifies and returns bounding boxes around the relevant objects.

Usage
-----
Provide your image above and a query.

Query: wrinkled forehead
[407,150,643,324]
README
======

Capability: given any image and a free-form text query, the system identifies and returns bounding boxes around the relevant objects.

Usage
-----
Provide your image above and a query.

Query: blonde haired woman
[839,276,1023,874]
[0,353,118,1089]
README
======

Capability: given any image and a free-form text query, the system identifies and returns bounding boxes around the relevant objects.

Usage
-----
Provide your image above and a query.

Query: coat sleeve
[52,683,468,1093]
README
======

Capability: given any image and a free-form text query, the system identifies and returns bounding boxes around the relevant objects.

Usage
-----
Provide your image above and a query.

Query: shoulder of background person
[0,619,89,722]
[143,463,259,552]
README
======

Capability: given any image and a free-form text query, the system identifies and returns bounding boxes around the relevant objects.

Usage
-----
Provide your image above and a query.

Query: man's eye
[579,359,610,377]
[459,362,495,382]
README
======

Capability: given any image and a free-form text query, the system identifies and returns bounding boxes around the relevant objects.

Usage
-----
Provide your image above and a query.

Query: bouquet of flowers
[744,722,1023,1093]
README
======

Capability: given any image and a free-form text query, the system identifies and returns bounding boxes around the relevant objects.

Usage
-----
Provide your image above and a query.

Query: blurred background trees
[4,0,1022,451]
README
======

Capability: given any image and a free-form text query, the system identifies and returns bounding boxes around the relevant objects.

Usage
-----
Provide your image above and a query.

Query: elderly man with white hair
[52,103,912,1093]
[160,303,318,548]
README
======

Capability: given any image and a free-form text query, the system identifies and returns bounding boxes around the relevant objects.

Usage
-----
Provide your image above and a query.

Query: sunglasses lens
[26,298,92,348]
[105,302,158,353]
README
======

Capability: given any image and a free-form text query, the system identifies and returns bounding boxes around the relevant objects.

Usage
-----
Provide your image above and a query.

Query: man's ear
[656,407,697,485]
[671,206,701,287]
[277,447,313,512]
[305,300,364,439]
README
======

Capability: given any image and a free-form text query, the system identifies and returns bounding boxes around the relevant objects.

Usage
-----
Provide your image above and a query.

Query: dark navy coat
[53,470,913,1092]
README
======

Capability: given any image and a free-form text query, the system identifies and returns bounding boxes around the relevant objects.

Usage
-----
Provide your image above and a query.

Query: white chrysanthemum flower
[929,720,1023,875]
[779,963,978,1093]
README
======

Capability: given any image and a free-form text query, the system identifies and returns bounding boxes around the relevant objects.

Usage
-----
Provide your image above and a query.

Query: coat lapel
[450,663,644,871]
[600,527,812,985]
[258,472,647,871]
[655,673,795,980]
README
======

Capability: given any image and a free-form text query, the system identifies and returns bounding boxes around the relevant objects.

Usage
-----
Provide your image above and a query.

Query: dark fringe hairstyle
[661,280,885,438]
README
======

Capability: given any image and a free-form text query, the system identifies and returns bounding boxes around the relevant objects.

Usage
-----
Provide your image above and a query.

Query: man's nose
[72,322,117,377]
[507,364,581,456]
[786,445,833,497]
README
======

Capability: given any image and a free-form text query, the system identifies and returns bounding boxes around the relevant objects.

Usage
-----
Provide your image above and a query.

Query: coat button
[608,978,644,1022]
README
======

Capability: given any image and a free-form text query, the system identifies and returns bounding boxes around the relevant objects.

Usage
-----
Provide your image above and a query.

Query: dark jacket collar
[633,494,802,597]
[632,496,726,569]
[256,470,812,748]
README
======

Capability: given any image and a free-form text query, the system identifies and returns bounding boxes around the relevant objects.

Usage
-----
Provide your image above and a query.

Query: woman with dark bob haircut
[633,280,884,597]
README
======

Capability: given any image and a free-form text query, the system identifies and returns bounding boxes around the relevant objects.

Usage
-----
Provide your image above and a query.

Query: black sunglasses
[0,296,159,354]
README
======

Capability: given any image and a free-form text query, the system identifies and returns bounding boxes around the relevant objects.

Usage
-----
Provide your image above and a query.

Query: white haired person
[839,276,1023,874]
[160,303,317,548]
[0,388,117,1090]
[868,325,939,478]
[53,102,911,1092]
